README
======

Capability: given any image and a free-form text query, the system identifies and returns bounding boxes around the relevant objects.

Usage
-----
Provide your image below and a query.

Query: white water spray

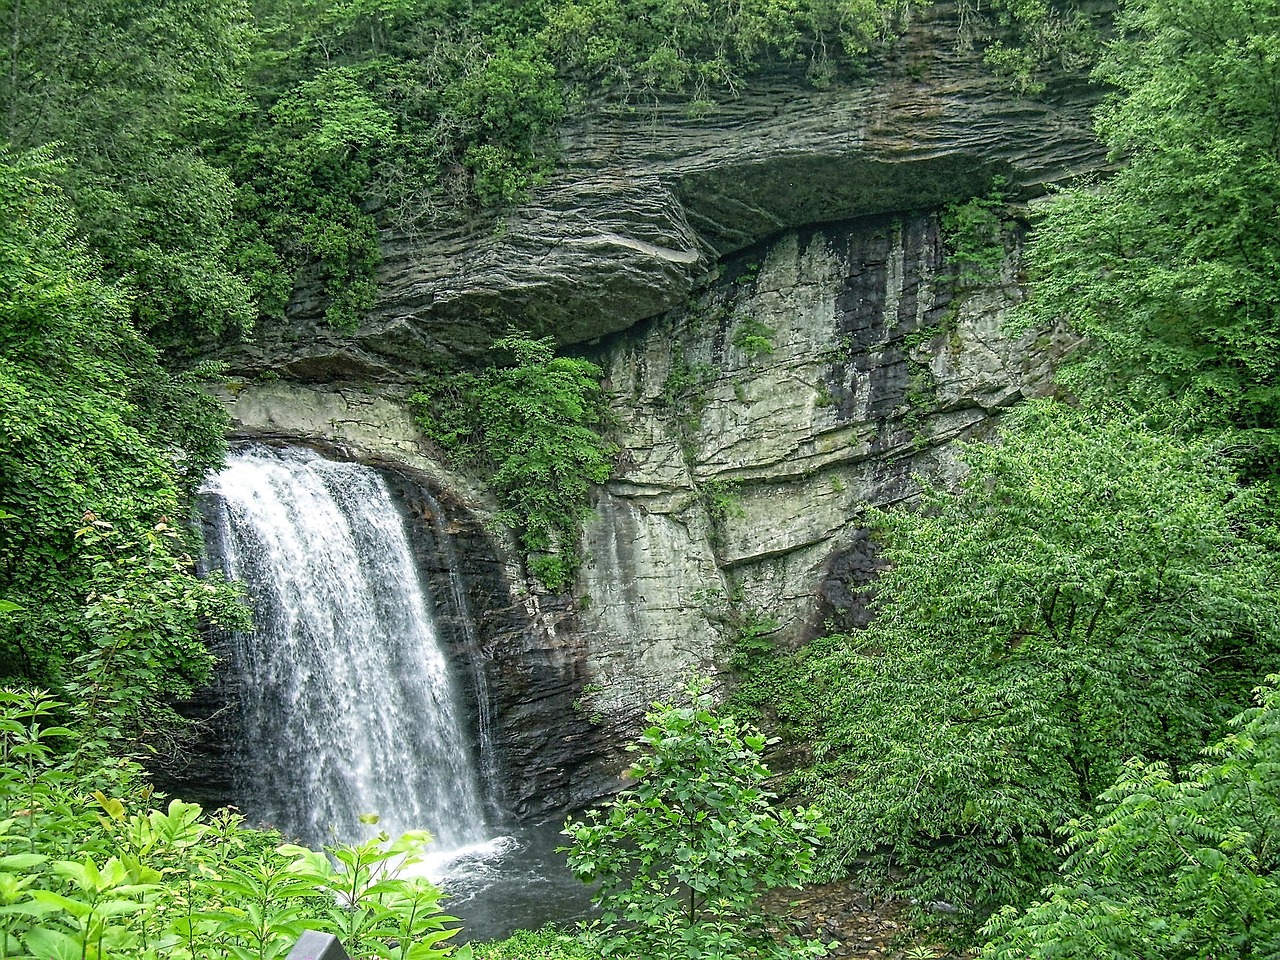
[202,444,488,853]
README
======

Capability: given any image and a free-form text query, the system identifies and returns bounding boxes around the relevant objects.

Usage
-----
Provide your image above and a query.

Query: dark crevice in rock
[811,528,884,637]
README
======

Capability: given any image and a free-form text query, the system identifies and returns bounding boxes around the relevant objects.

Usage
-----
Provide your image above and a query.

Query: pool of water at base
[422,819,598,943]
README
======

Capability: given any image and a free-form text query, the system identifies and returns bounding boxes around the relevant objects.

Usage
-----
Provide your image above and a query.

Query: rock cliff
[207,207,1071,816]
[200,0,1103,817]
[216,1,1102,381]
[573,208,1074,734]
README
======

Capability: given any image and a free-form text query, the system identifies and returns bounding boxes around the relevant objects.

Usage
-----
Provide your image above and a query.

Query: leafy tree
[65,518,249,750]
[772,1,1280,942]
[412,335,616,591]
[1020,0,1280,460]
[794,401,1280,935]
[563,677,830,960]
[982,677,1280,959]
[0,149,236,730]
[0,0,257,346]
[219,0,570,328]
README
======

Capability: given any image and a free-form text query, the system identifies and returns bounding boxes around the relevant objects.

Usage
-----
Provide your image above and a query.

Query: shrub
[0,688,466,960]
[794,402,1280,938]
[413,335,616,592]
[983,677,1280,959]
[563,677,830,960]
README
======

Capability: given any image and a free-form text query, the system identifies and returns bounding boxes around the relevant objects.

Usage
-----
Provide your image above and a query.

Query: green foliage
[764,6,1280,947]
[0,0,257,345]
[230,62,393,329]
[698,478,744,550]
[700,592,800,726]
[65,519,250,751]
[723,641,819,744]
[959,0,1100,95]
[412,335,616,592]
[726,609,781,672]
[659,344,716,418]
[0,688,466,960]
[563,677,830,960]
[472,925,591,960]
[793,401,1280,937]
[0,150,236,723]
[940,177,1010,287]
[216,0,916,332]
[732,318,777,359]
[220,0,571,328]
[1,0,930,343]
[1019,0,1280,459]
[982,677,1280,958]
[688,588,780,672]
[544,0,911,96]
[722,3,1280,954]
[279,833,464,956]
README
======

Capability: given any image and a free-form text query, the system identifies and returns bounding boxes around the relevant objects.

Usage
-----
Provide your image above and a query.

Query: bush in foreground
[983,677,1280,959]
[564,678,830,960]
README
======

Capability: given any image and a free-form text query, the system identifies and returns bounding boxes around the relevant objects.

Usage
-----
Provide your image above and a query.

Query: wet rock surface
[168,416,620,820]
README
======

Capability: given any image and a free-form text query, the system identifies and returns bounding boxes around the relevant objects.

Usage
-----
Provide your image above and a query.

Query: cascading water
[416,489,502,810]
[201,444,488,852]
[200,442,594,939]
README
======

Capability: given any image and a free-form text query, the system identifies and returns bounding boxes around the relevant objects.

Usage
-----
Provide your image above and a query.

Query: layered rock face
[575,210,1073,730]
[216,1,1102,381]
[203,1,1103,815]
[209,209,1070,814]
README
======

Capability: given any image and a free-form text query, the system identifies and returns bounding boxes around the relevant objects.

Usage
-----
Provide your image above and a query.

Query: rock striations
[203,1,1102,816]
[218,1,1101,381]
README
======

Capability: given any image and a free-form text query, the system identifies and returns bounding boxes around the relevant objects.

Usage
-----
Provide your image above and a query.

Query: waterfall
[201,444,489,852]
[417,489,502,810]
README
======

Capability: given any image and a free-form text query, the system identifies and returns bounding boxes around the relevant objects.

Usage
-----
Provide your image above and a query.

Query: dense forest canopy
[1,0,1279,957]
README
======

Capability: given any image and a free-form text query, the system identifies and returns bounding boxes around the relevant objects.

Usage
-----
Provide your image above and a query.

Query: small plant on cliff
[412,334,616,592]
[732,317,776,359]
[562,677,830,960]
[941,177,1011,288]
[698,478,744,550]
